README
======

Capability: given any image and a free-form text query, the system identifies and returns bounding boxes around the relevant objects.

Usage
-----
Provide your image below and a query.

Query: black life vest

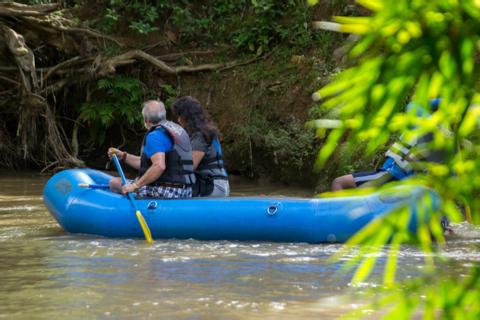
[139,121,195,187]
[192,136,228,197]
[196,136,228,179]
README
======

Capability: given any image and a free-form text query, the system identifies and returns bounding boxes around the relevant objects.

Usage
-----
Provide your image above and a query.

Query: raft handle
[267,205,278,216]
[147,201,158,210]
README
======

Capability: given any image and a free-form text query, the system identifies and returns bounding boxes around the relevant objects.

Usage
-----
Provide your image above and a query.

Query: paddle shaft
[112,154,153,244]
[112,155,141,212]
[78,183,109,189]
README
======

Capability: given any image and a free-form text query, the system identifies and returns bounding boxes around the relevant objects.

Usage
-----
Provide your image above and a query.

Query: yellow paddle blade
[136,210,153,244]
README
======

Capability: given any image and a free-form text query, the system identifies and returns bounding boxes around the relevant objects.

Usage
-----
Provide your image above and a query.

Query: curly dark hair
[171,96,220,143]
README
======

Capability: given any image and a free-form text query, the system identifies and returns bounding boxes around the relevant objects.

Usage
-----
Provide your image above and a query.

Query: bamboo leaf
[460,38,474,76]
[356,0,384,12]
[314,128,344,169]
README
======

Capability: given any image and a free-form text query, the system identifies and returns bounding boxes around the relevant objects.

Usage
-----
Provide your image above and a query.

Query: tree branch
[98,49,270,76]
[0,2,59,17]
[0,67,18,71]
[0,74,20,85]
[55,26,125,47]
[43,55,85,81]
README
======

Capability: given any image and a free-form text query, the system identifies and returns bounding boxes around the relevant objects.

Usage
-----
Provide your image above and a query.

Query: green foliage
[228,108,317,183]
[169,3,218,41]
[98,0,162,34]
[127,3,159,34]
[310,0,480,317]
[264,119,317,178]
[101,45,123,57]
[228,0,311,53]
[99,8,120,33]
[96,0,317,51]
[78,76,152,145]
[160,84,177,107]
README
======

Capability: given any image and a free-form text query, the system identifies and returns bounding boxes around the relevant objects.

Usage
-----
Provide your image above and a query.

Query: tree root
[0,124,17,168]
[0,2,59,17]
[0,74,20,85]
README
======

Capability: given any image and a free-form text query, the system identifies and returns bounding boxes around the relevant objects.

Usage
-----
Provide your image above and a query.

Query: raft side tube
[43,169,439,243]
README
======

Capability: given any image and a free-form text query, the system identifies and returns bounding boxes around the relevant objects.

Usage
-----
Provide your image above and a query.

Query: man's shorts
[353,157,412,188]
[352,170,397,187]
[128,180,192,199]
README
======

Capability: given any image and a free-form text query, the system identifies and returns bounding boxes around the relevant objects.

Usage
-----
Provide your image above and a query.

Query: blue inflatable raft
[43,169,435,243]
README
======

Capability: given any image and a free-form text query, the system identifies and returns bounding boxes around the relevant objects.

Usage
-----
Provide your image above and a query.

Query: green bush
[96,0,317,52]
[98,0,163,34]
[78,76,153,145]
[226,107,317,184]
[264,119,317,180]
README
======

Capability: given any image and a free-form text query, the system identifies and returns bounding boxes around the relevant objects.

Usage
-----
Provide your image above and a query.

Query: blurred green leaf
[311,0,480,317]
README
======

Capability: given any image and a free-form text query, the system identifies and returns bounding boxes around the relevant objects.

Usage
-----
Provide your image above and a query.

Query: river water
[0,170,479,319]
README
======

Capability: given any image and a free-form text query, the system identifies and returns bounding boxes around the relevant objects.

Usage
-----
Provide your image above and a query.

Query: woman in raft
[171,96,230,197]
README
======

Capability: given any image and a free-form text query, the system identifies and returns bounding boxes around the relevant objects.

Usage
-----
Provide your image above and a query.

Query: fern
[77,76,155,145]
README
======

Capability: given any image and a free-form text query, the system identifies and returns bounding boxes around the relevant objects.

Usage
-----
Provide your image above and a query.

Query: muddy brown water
[0,170,479,319]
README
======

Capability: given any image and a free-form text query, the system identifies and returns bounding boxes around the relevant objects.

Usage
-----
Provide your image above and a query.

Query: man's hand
[108,148,140,170]
[108,147,124,159]
[122,182,138,194]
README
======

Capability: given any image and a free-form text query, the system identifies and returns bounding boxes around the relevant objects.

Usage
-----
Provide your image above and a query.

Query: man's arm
[123,152,141,170]
[122,152,165,194]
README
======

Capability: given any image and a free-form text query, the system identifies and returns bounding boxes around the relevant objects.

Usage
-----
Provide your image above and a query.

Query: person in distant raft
[331,99,445,191]
[331,98,456,235]
[108,100,195,198]
[171,96,230,197]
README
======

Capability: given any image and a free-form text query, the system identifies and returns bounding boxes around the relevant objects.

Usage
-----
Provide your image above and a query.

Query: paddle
[111,153,153,244]
[78,183,110,189]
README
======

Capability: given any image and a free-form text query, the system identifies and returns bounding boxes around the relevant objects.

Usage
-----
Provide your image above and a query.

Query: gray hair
[142,100,166,124]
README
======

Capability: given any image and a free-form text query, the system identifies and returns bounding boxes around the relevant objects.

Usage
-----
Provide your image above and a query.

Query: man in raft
[330,98,454,234]
[331,99,444,191]
[108,100,196,198]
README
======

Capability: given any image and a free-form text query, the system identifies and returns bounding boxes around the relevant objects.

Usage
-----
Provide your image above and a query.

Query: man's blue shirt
[143,128,173,158]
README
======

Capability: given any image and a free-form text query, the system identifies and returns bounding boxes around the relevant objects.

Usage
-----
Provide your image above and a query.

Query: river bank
[0,1,361,191]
